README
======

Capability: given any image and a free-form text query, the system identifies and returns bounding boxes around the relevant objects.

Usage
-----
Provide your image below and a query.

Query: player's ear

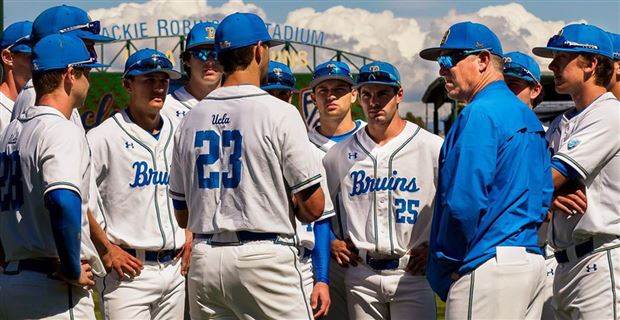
[350,88,358,104]
[477,50,492,73]
[530,83,543,100]
[122,78,132,92]
[310,91,316,104]
[395,87,404,104]
[1,49,13,67]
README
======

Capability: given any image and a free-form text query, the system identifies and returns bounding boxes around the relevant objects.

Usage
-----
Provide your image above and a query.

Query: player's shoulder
[588,93,620,118]
[86,111,122,140]
[324,128,361,160]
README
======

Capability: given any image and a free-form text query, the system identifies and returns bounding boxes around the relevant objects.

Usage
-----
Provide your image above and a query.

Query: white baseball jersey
[161,86,200,127]
[545,92,620,249]
[11,79,83,127]
[0,91,14,135]
[323,122,443,255]
[169,85,323,235]
[0,106,104,275]
[87,110,185,251]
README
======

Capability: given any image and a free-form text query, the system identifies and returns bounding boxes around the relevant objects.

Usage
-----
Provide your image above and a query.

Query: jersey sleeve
[316,164,335,221]
[39,122,87,196]
[277,108,323,194]
[552,105,620,180]
[168,127,187,202]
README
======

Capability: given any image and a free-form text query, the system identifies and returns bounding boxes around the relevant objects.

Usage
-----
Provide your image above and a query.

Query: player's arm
[44,189,94,287]
[310,218,331,318]
[87,209,143,279]
[550,165,586,215]
[293,184,324,223]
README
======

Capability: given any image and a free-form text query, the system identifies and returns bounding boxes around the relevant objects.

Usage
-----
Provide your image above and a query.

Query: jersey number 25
[194,130,243,189]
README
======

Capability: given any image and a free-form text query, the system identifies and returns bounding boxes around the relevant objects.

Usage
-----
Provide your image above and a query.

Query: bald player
[162,21,222,125]
[323,61,441,319]
[262,60,335,318]
[0,34,107,319]
[608,32,620,98]
[170,13,325,319]
[533,24,620,320]
[0,21,32,134]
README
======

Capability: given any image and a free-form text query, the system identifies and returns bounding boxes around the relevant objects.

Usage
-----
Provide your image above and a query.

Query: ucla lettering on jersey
[129,161,170,187]
[349,170,420,196]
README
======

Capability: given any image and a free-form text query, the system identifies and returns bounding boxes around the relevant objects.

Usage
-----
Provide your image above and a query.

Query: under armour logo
[585,264,598,273]
[348,152,358,159]
[125,142,134,149]
[547,268,554,276]
[219,41,231,49]
[176,110,186,117]
[475,41,485,48]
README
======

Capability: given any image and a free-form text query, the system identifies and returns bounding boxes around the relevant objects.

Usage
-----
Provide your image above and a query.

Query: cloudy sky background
[5,0,619,118]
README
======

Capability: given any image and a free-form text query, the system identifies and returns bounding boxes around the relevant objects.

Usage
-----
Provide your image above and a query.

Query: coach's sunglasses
[123,55,174,77]
[313,64,352,80]
[437,48,488,69]
[504,63,539,84]
[356,70,401,87]
[266,71,295,88]
[59,21,101,35]
[190,47,218,62]
[546,35,599,50]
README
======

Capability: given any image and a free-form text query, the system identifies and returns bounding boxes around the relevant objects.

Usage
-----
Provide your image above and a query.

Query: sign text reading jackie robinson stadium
[100,19,326,46]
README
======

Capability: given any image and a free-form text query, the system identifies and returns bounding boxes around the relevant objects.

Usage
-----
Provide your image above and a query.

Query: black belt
[123,248,179,263]
[195,231,280,245]
[3,259,57,275]
[366,256,400,270]
[555,238,594,263]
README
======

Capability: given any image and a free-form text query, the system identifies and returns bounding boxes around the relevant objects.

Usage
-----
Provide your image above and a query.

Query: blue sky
[4,0,620,32]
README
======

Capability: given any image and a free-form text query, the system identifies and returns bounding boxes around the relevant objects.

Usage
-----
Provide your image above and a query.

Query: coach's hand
[176,230,193,276]
[103,243,143,280]
[58,260,95,288]
[311,282,331,318]
[331,238,361,267]
[406,242,428,276]
[552,182,587,216]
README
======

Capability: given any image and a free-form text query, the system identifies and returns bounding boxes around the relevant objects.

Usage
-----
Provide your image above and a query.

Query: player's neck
[222,69,260,87]
[127,107,162,134]
[0,71,19,101]
[318,113,355,137]
[185,79,219,101]
[36,92,73,120]
[366,116,406,146]
[466,71,503,103]
[570,84,607,112]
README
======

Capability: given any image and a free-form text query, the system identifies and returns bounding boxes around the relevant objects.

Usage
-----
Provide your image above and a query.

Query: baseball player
[262,60,299,102]
[0,34,107,319]
[170,12,325,319]
[533,23,620,319]
[87,48,189,319]
[161,21,222,126]
[0,21,32,134]
[306,60,365,320]
[608,32,620,98]
[322,61,440,319]
[503,51,544,110]
[420,22,552,319]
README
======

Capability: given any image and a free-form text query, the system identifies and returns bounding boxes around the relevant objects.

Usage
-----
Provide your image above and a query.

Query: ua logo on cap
[220,41,231,48]
[206,27,215,39]
[440,29,450,45]
[475,41,485,48]
[369,65,380,72]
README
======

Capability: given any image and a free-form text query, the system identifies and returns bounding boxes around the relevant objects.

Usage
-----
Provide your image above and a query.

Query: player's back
[171,85,322,236]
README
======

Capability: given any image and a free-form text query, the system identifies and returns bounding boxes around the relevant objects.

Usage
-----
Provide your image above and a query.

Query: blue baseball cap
[532,24,613,59]
[420,21,503,60]
[215,12,283,52]
[309,61,354,89]
[1,21,33,53]
[608,32,620,61]
[503,51,541,84]
[32,34,108,73]
[185,22,218,51]
[355,61,401,89]
[123,48,181,80]
[262,61,297,92]
[32,5,114,44]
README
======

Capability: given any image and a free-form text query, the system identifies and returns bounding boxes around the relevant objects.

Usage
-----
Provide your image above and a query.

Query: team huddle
[0,5,619,320]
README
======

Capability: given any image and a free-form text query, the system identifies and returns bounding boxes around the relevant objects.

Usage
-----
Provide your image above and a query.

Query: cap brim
[82,62,110,69]
[261,83,298,92]
[419,47,443,61]
[309,75,355,89]
[10,45,32,53]
[504,72,537,84]
[124,69,182,80]
[186,41,215,51]
[267,39,285,47]
[354,81,401,89]
[79,33,116,43]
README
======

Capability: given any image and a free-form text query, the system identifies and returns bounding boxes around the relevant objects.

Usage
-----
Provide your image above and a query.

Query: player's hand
[176,230,193,276]
[331,238,361,267]
[311,282,331,319]
[552,182,587,215]
[102,243,143,280]
[406,242,428,276]
[58,260,95,288]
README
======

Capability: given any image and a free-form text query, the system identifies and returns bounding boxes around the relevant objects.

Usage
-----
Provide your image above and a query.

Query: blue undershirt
[44,189,82,280]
